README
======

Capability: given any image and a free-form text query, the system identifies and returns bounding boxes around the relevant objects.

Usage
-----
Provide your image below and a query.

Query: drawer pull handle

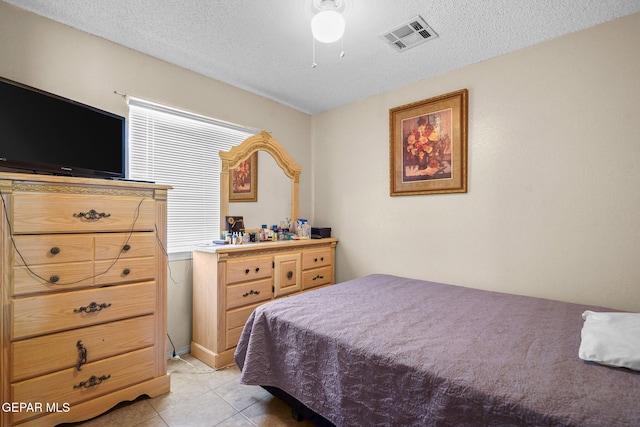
[74,301,112,314]
[73,374,111,389]
[122,268,131,275]
[313,274,325,281]
[243,289,260,297]
[76,340,88,371]
[123,244,131,251]
[49,275,60,283]
[287,271,294,280]
[245,269,250,274]
[50,246,61,255]
[255,267,260,273]
[73,209,111,220]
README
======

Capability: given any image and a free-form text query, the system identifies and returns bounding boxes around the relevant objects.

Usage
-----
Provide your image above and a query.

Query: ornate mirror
[219,131,301,232]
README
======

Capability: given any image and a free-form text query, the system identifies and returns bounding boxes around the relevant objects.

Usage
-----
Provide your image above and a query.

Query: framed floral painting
[229,152,258,202]
[390,89,468,196]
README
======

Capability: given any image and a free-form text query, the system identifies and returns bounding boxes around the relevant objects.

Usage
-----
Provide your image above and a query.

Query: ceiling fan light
[311,10,345,43]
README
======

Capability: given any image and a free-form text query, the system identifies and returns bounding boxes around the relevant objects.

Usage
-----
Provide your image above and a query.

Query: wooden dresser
[191,238,338,369]
[0,172,171,426]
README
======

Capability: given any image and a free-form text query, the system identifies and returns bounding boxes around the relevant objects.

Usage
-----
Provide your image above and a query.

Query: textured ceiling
[4,0,640,114]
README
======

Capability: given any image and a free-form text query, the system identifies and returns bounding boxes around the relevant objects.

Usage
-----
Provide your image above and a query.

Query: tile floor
[65,354,316,427]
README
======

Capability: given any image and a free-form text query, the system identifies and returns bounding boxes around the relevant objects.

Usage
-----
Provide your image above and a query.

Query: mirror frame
[219,131,302,232]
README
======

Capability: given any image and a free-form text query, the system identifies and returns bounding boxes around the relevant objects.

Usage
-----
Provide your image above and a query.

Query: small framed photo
[230,152,258,202]
[390,89,468,196]
[225,216,245,233]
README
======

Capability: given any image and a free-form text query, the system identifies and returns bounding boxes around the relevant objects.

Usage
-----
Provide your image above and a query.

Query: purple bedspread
[234,274,640,426]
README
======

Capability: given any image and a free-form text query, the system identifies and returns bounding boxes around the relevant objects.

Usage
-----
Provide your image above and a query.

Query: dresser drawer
[11,347,155,424]
[95,232,156,260]
[13,234,93,266]
[226,302,262,350]
[94,257,156,285]
[11,315,156,382]
[226,257,272,285]
[11,193,156,234]
[226,278,272,310]
[226,326,244,351]
[12,281,157,339]
[302,265,333,290]
[13,262,94,296]
[302,247,332,270]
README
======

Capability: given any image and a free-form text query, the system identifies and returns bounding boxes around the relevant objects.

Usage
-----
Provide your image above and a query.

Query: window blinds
[127,98,257,254]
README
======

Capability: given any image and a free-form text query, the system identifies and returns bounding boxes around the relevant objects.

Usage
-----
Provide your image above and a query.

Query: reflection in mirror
[229,151,291,229]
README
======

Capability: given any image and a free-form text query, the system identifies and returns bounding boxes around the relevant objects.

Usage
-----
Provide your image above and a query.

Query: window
[127,98,257,257]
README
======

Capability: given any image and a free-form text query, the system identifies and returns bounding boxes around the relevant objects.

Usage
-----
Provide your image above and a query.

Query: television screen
[0,77,125,179]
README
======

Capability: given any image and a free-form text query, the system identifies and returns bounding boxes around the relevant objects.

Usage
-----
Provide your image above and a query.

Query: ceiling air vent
[380,15,438,52]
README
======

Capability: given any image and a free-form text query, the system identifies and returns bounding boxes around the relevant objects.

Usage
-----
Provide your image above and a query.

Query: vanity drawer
[12,281,157,340]
[13,262,94,296]
[11,347,155,424]
[226,257,272,285]
[302,247,332,270]
[11,193,156,234]
[95,232,156,260]
[226,303,262,350]
[11,315,156,382]
[94,257,156,285]
[302,265,333,290]
[13,234,93,266]
[226,278,272,310]
[226,326,244,351]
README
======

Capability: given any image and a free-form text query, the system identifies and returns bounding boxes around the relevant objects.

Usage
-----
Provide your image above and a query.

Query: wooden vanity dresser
[191,238,338,369]
[0,172,171,426]
[191,131,338,369]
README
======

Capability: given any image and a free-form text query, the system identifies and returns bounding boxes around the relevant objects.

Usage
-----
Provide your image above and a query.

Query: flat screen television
[0,77,126,179]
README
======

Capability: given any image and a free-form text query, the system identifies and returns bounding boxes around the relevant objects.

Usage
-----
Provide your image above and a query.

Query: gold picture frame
[390,89,468,196]
[229,152,258,202]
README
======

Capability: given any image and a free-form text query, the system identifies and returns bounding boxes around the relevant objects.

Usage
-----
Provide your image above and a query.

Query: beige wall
[312,12,640,312]
[0,2,312,353]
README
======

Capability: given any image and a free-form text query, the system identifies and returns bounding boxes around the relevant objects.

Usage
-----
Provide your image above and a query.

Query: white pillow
[579,310,640,371]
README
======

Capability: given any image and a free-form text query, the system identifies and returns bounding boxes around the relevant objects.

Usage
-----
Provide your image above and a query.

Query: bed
[234,274,640,426]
